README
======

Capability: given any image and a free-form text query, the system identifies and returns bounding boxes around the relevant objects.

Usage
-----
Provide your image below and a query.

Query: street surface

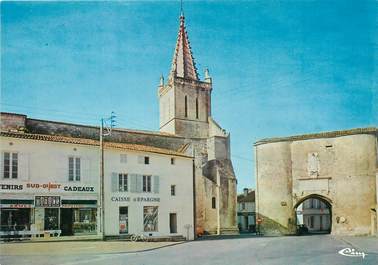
[1,235,377,265]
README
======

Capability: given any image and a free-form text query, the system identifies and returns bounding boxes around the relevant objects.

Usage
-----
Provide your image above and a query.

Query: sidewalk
[0,240,183,256]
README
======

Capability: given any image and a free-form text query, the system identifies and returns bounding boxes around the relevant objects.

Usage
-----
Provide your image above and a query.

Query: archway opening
[295,196,331,235]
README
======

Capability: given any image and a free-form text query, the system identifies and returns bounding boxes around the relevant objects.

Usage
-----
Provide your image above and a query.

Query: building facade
[0,11,238,237]
[255,128,378,236]
[0,130,194,240]
[237,188,255,232]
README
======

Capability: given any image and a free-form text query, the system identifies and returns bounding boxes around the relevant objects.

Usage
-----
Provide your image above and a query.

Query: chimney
[243,188,248,197]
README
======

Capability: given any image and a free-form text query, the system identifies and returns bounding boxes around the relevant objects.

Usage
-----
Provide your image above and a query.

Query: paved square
[1,235,377,265]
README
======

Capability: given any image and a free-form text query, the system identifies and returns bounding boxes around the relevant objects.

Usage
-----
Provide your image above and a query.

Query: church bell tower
[158,12,213,138]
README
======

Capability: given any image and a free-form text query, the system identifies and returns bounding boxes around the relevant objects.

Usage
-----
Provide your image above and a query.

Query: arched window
[196,98,199,119]
[184,96,188,117]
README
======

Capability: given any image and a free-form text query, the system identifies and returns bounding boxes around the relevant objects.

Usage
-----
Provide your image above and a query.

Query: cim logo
[338,248,367,259]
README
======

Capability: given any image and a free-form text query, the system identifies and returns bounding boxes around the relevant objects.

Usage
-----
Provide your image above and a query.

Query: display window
[143,206,158,232]
[0,208,31,232]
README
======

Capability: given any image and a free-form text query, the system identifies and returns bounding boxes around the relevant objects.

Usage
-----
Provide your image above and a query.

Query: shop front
[0,182,99,239]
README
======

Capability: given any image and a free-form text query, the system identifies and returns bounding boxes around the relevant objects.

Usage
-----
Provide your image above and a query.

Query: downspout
[217,170,220,235]
[192,149,197,239]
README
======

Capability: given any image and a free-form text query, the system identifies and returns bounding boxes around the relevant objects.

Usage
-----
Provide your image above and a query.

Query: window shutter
[18,153,29,181]
[153,175,159,194]
[136,174,143,193]
[111,172,118,192]
[137,156,144,164]
[0,152,3,179]
[129,174,137,192]
[82,158,90,183]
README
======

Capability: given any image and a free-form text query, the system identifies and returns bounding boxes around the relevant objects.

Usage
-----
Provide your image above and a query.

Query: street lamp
[99,112,116,240]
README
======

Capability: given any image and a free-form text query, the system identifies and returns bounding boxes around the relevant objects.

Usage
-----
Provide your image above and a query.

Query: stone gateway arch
[254,128,378,236]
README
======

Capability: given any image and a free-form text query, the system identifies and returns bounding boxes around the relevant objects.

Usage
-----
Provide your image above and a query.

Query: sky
[1,1,377,192]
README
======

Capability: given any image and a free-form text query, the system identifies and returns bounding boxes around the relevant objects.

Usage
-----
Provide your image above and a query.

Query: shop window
[118,174,128,192]
[171,185,176,196]
[144,206,158,232]
[0,208,31,232]
[3,152,18,179]
[72,208,97,235]
[143,175,152,192]
[68,157,81,181]
[212,197,216,209]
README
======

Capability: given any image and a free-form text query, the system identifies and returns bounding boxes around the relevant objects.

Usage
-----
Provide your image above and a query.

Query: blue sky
[1,1,377,192]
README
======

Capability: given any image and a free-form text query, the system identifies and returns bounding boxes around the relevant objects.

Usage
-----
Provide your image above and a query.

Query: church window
[212,197,216,209]
[196,98,199,119]
[184,96,188,117]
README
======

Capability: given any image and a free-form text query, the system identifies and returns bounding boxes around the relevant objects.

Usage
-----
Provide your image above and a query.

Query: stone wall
[255,130,378,236]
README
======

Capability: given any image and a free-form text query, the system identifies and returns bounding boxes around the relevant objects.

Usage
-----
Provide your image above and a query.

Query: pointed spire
[169,13,199,81]
[159,74,164,86]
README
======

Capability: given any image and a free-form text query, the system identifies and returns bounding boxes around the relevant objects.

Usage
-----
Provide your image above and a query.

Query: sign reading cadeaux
[0,182,95,193]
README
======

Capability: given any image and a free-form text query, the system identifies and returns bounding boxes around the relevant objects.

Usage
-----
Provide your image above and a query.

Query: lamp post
[99,111,116,240]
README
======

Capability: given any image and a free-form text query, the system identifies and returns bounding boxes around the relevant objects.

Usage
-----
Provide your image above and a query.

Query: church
[0,11,238,238]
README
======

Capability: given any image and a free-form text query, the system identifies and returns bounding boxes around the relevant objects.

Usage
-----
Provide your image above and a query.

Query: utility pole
[99,111,116,240]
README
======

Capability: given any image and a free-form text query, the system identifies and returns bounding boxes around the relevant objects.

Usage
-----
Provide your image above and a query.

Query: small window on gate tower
[212,197,216,209]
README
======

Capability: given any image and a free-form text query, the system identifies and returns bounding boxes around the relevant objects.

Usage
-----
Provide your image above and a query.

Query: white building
[237,189,255,232]
[0,130,194,240]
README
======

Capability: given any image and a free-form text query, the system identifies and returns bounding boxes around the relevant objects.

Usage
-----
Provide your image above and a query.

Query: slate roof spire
[169,12,199,81]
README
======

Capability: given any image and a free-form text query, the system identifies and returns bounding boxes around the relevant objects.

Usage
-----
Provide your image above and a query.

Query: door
[60,208,73,236]
[44,208,59,230]
[119,207,128,234]
[169,213,177,234]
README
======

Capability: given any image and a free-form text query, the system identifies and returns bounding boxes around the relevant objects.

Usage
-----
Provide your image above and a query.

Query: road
[1,235,377,265]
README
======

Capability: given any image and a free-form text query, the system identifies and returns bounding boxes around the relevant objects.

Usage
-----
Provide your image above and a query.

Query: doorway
[44,208,59,230]
[60,208,73,236]
[295,195,331,235]
[169,213,177,234]
[119,207,128,234]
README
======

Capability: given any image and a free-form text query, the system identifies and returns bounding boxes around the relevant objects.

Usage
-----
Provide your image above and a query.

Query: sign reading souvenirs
[35,196,61,207]
[0,182,95,193]
[0,184,23,190]
[111,196,160,202]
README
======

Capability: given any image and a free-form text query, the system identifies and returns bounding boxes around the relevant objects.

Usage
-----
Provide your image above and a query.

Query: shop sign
[63,186,95,192]
[27,182,61,191]
[0,204,32,208]
[61,204,97,208]
[111,196,160,202]
[35,196,61,207]
[0,184,23,190]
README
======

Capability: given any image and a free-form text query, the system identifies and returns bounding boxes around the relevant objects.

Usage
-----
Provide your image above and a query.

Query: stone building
[255,128,378,236]
[0,12,238,235]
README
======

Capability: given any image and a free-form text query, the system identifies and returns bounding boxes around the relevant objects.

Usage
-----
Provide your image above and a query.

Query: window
[118,174,128,192]
[3,152,18,179]
[196,98,199,119]
[143,175,152,192]
[144,156,150,165]
[212,197,216,209]
[69,157,81,181]
[144,206,158,232]
[171,158,175,165]
[184,96,188,117]
[171,185,176,196]
[241,202,245,210]
[120,154,127,163]
[309,216,314,228]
